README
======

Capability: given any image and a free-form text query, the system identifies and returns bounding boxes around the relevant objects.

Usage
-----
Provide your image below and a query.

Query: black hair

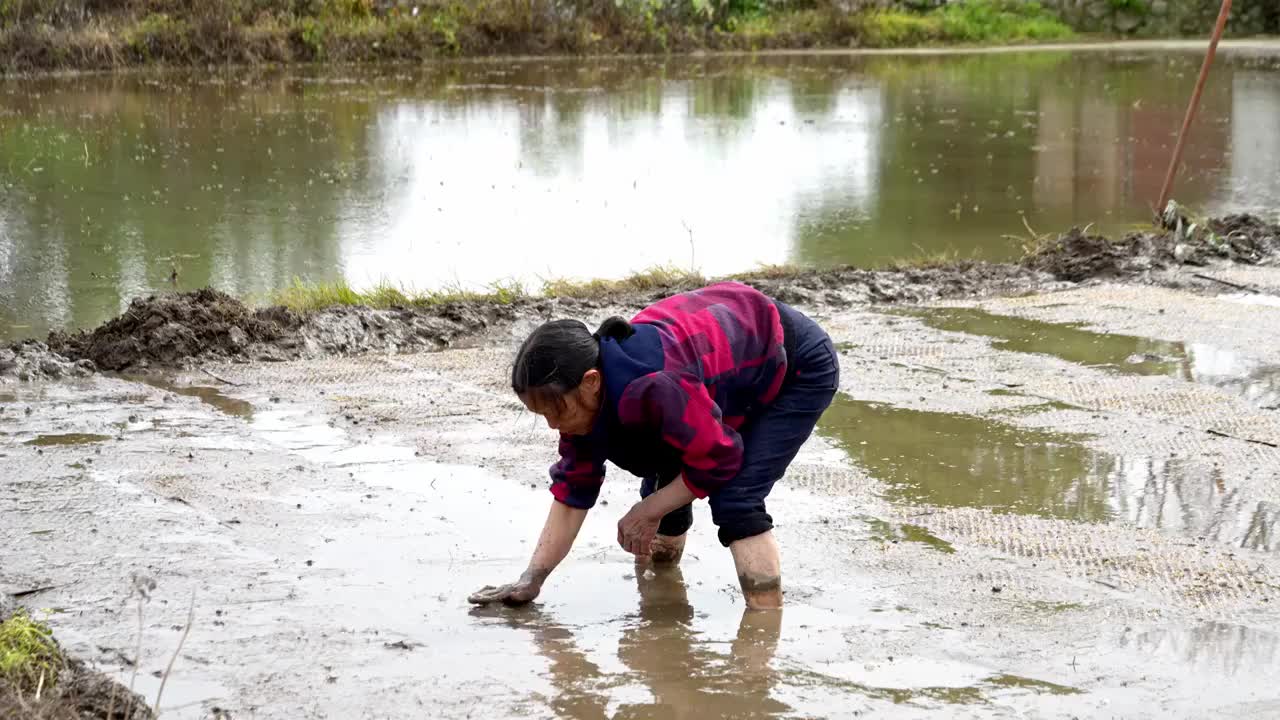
[512,316,634,409]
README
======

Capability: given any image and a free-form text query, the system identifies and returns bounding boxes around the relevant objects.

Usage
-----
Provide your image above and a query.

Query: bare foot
[729,531,783,609]
[649,533,687,566]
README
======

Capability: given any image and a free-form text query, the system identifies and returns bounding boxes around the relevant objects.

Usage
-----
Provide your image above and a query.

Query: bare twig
[129,594,143,696]
[200,367,244,387]
[107,678,118,720]
[1021,214,1040,240]
[1191,273,1260,294]
[153,591,196,718]
[681,220,696,271]
[1206,428,1278,448]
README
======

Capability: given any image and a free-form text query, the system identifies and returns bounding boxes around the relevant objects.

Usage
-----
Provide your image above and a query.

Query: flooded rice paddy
[5,270,1280,717]
[2,43,1280,340]
[4,43,1280,719]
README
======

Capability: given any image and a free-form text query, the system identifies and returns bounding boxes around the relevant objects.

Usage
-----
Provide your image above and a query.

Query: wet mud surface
[5,267,1280,718]
[5,214,1278,381]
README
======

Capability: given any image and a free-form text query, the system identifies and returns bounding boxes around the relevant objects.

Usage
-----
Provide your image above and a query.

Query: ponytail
[593,316,635,342]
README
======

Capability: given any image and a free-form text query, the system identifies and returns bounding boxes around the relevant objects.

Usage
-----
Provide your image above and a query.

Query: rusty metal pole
[1155,0,1234,218]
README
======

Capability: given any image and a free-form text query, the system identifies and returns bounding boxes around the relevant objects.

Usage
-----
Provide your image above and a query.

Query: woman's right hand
[468,569,546,606]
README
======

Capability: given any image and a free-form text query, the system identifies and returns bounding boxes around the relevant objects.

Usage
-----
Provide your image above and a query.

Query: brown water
[23,432,112,446]
[818,394,1115,522]
[2,47,1279,340]
[5,350,1279,717]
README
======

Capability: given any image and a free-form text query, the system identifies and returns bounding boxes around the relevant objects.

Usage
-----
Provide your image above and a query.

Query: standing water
[2,47,1279,339]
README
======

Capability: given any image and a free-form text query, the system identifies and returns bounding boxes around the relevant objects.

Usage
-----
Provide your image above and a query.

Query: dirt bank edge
[6,213,1277,379]
[0,601,154,720]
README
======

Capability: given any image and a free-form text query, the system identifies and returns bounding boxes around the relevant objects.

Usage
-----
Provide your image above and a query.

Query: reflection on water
[125,375,255,419]
[474,566,789,719]
[908,307,1280,408]
[474,563,1088,716]
[819,395,1115,522]
[2,50,1279,339]
[818,395,1280,552]
[1119,622,1280,679]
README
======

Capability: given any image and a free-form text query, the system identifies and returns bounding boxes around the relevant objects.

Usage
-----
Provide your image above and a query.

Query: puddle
[864,517,955,554]
[903,307,1280,408]
[1118,622,1280,679]
[818,394,1280,550]
[902,307,1188,375]
[244,399,1070,717]
[780,661,1079,706]
[127,375,254,419]
[984,674,1081,696]
[23,433,113,446]
[818,395,1114,522]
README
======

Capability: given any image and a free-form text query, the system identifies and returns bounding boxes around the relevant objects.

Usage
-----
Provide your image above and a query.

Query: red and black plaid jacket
[548,281,788,509]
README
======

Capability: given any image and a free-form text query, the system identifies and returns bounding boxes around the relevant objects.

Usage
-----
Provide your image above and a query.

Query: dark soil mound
[47,288,299,371]
[1022,228,1138,283]
[1023,213,1280,282]
[1208,213,1280,263]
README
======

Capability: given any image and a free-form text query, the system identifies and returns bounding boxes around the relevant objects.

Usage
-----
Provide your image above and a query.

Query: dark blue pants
[640,303,840,547]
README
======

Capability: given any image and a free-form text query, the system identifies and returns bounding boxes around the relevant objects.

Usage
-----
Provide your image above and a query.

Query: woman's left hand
[617,502,661,556]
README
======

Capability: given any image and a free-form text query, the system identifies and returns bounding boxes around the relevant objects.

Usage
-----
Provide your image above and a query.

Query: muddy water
[818,394,1280,551]
[3,46,1280,340]
[22,432,112,446]
[5,349,1280,717]
[908,307,1280,407]
[819,394,1115,521]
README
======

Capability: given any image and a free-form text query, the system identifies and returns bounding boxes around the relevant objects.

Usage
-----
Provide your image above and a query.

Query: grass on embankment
[0,610,63,703]
[0,0,1073,73]
[268,244,1005,314]
[269,266,711,313]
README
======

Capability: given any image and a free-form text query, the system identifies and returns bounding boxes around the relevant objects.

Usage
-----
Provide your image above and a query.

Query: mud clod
[0,341,95,382]
[1024,213,1280,282]
[47,288,299,372]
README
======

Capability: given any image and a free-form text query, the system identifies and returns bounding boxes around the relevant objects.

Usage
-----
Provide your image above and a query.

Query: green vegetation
[859,1,1073,47]
[0,611,62,694]
[269,277,530,313]
[268,265,710,312]
[0,0,1074,73]
[540,266,707,299]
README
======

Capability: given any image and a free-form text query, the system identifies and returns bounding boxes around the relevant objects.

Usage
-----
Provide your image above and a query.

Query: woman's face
[521,369,602,436]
